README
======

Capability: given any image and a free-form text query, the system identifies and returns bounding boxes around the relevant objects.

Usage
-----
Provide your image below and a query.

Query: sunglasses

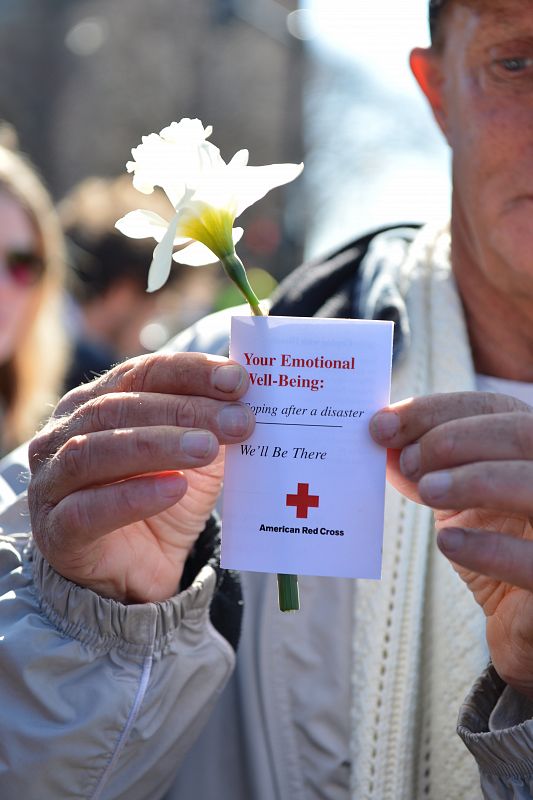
[1,251,45,287]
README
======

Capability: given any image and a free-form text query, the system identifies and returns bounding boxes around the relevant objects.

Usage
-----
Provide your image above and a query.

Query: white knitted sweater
[350,223,489,799]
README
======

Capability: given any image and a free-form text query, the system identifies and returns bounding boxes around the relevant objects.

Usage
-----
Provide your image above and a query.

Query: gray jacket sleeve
[458,664,533,798]
[0,315,242,800]
[0,494,235,800]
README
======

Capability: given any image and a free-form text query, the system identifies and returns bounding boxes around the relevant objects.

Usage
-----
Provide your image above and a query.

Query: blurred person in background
[59,175,213,390]
[0,133,67,454]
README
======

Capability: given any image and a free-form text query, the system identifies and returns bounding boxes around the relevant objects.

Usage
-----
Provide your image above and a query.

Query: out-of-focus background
[0,0,449,371]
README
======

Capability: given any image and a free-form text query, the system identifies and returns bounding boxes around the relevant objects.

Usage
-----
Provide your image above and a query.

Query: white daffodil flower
[115,117,303,611]
[115,119,303,311]
[125,118,218,205]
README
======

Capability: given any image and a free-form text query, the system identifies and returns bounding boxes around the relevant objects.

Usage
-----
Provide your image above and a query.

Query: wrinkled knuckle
[480,392,498,415]
[431,429,457,463]
[135,429,163,462]
[483,462,502,493]
[87,394,122,431]
[58,435,90,480]
[28,432,49,473]
[59,496,92,537]
[27,483,55,554]
[32,504,56,558]
[466,468,488,498]
[177,356,205,387]
[53,389,80,418]
[28,425,63,473]
[27,478,44,522]
[514,413,533,457]
[117,355,155,393]
[426,399,446,433]
[507,395,530,413]
[490,531,510,566]
[483,391,522,415]
[54,382,94,417]
[120,485,143,517]
[176,396,200,429]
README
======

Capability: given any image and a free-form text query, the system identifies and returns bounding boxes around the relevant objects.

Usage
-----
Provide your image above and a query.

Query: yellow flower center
[179,204,236,261]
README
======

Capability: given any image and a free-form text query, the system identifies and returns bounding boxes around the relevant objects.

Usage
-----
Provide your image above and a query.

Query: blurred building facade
[0,0,305,279]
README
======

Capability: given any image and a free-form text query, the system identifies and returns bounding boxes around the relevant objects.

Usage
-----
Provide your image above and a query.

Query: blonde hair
[0,144,68,450]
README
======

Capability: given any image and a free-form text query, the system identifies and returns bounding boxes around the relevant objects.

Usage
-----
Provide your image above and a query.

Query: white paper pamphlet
[221,315,393,579]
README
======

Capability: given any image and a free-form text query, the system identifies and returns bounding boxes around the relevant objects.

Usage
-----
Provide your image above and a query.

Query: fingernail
[156,474,185,498]
[437,528,465,555]
[400,443,420,479]
[213,364,244,393]
[370,411,400,441]
[182,430,215,458]
[419,471,452,500]
[218,404,251,436]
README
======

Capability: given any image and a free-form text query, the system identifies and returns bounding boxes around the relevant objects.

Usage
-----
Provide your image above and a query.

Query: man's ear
[410,47,451,142]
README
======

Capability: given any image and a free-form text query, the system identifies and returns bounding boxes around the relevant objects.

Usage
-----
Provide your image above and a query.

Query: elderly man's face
[412,0,533,295]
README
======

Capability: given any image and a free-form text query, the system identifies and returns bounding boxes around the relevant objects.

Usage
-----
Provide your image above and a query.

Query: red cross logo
[286,483,319,519]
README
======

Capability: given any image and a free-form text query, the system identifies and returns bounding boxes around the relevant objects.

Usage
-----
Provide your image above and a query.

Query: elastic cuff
[458,664,533,781]
[29,542,216,657]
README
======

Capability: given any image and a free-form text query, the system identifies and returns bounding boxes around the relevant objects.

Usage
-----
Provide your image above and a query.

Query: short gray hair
[429,0,449,43]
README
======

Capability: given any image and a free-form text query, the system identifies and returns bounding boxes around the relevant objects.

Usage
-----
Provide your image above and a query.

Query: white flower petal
[172,241,220,266]
[115,210,171,241]
[231,162,304,217]
[232,226,245,245]
[132,140,188,204]
[188,175,235,214]
[228,149,249,168]
[185,161,303,219]
[172,227,244,266]
[118,118,304,285]
[160,118,212,143]
[197,142,224,172]
[128,171,157,196]
[147,214,179,292]
[126,124,222,207]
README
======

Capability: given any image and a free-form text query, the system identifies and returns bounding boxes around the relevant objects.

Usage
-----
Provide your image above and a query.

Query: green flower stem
[277,574,300,613]
[220,253,263,316]
[221,251,300,611]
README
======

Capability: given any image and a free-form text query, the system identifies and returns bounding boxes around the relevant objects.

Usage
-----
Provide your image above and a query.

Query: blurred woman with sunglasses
[0,140,67,453]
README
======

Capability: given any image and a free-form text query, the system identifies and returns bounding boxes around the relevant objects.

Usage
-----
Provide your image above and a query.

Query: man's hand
[28,352,254,604]
[370,392,533,697]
